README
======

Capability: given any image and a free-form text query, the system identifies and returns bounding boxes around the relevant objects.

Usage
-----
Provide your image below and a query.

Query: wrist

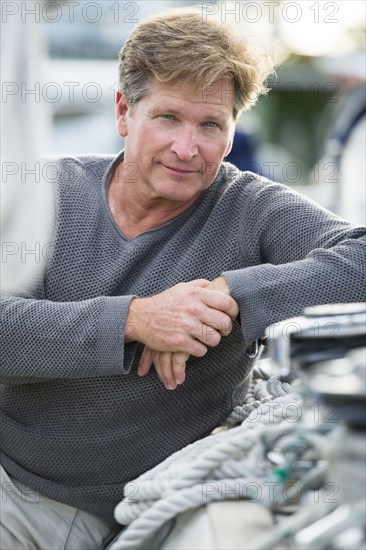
[125,297,143,343]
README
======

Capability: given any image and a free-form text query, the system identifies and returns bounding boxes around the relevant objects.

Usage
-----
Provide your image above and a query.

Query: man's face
[115,78,235,206]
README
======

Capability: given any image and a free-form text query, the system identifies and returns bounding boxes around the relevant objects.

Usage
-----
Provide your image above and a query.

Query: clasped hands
[125,277,239,390]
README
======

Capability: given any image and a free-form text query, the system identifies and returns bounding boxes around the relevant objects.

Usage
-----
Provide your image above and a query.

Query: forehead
[143,78,235,117]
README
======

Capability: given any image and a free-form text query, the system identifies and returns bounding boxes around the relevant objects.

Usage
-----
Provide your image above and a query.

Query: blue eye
[161,114,175,120]
[204,121,219,128]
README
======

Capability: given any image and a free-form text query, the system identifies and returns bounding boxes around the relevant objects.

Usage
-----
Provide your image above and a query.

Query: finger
[184,279,211,287]
[172,336,208,358]
[200,324,222,348]
[173,323,223,352]
[152,351,177,390]
[218,317,233,336]
[201,316,233,338]
[201,289,239,320]
[172,352,189,385]
[138,346,154,377]
[190,315,233,349]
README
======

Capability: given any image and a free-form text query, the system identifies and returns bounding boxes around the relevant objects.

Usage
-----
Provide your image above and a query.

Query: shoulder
[216,161,292,202]
[43,154,119,206]
[44,154,116,184]
[219,161,319,204]
[214,162,336,227]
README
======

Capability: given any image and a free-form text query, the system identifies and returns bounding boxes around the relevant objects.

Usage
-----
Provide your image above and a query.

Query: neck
[108,162,198,239]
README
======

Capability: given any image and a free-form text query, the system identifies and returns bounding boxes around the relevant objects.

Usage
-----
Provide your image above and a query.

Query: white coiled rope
[111,378,306,550]
[224,377,293,426]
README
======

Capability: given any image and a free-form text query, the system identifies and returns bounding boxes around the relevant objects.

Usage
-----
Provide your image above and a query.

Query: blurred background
[18,0,365,218]
[1,1,365,280]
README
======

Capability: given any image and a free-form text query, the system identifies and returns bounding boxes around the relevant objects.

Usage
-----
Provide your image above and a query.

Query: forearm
[1,294,136,384]
[227,178,366,345]
[223,237,366,345]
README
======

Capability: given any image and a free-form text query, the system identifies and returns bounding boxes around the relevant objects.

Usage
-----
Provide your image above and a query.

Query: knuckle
[187,304,201,318]
[223,295,234,309]
[174,333,189,349]
[180,317,194,332]
[195,345,208,358]
[160,357,171,368]
[203,328,221,347]
[212,332,222,346]
[188,287,201,299]
[224,319,233,335]
[220,316,232,334]
[172,353,186,367]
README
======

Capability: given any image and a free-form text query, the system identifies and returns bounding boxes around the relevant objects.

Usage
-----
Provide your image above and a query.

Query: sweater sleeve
[222,178,366,347]
[0,294,137,384]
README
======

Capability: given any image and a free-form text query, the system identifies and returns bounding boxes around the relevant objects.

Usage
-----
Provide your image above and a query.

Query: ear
[115,91,129,138]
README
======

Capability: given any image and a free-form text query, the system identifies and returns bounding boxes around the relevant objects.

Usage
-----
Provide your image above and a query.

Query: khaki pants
[0,466,116,550]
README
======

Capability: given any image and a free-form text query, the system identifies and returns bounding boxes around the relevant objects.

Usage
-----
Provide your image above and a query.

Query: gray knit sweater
[1,151,365,526]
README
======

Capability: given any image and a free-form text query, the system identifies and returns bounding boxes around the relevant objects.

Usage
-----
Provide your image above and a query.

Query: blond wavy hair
[118,7,275,119]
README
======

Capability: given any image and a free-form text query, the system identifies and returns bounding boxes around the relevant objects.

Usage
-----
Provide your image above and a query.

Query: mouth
[161,163,197,175]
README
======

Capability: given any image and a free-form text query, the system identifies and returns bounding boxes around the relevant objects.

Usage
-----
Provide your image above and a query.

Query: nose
[171,125,198,162]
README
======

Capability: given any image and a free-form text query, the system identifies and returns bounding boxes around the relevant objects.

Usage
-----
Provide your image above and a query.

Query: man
[1,7,365,549]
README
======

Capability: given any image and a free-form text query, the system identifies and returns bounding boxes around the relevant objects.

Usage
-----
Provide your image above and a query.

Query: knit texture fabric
[1,151,365,526]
